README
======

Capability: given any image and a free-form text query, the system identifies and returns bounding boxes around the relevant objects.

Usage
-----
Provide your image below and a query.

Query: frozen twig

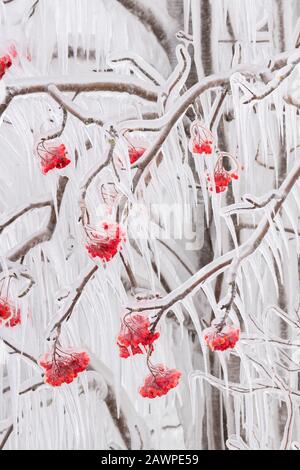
[48,85,103,127]
[41,107,68,142]
[0,74,158,119]
[163,45,191,109]
[2,339,38,366]
[0,198,52,234]
[108,52,164,86]
[117,0,171,56]
[192,371,300,399]
[47,264,98,336]
[243,51,300,104]
[6,176,68,262]
[88,353,150,450]
[128,160,300,329]
[0,424,13,451]
[79,138,116,225]
[18,272,35,298]
[222,190,282,216]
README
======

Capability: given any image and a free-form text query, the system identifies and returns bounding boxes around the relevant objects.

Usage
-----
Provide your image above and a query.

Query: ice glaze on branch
[0,74,159,119]
[6,176,68,262]
[79,139,116,225]
[108,52,164,87]
[243,51,300,104]
[48,85,103,127]
[0,197,52,234]
[128,160,300,327]
[2,339,38,366]
[117,0,171,56]
[47,264,98,336]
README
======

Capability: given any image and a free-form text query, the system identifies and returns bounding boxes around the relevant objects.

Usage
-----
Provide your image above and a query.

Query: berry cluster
[203,324,240,352]
[193,140,213,155]
[86,221,126,262]
[117,302,181,398]
[189,121,214,155]
[206,154,239,193]
[206,170,231,193]
[0,298,21,327]
[117,313,160,358]
[128,146,145,165]
[139,364,182,398]
[0,54,12,79]
[39,348,90,387]
[37,142,71,174]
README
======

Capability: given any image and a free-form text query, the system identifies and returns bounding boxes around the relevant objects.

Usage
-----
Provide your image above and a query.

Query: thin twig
[0,199,52,234]
[2,339,38,366]
[48,264,98,335]
[7,176,68,262]
[0,425,13,451]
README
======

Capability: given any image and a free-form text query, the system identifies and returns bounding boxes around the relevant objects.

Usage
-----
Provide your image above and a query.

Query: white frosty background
[0,0,300,450]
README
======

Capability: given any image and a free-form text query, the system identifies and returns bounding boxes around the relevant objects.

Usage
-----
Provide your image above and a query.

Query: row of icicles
[0,45,241,194]
[35,122,241,194]
[0,218,240,397]
[0,47,240,398]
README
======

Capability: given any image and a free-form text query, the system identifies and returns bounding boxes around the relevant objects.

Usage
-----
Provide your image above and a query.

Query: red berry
[86,221,126,262]
[117,313,159,358]
[0,54,12,79]
[39,348,90,387]
[192,140,213,155]
[129,147,145,164]
[139,364,181,398]
[206,169,233,194]
[38,143,71,174]
[203,324,240,352]
[0,298,21,327]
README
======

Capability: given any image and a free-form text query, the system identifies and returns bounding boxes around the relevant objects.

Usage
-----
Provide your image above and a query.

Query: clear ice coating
[0,0,299,451]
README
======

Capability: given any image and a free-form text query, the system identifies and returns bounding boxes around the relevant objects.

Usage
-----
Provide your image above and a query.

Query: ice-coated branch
[47,264,98,337]
[41,106,68,142]
[284,93,300,109]
[79,139,116,225]
[0,424,13,451]
[48,85,103,127]
[6,176,68,262]
[163,45,191,109]
[2,339,38,366]
[0,73,159,119]
[48,141,118,337]
[108,52,164,87]
[88,354,150,450]
[192,371,300,399]
[128,160,300,326]
[243,51,300,104]
[17,272,35,298]
[239,222,300,237]
[209,89,228,131]
[117,0,171,56]
[281,394,295,450]
[130,74,229,191]
[221,190,282,216]
[0,197,52,234]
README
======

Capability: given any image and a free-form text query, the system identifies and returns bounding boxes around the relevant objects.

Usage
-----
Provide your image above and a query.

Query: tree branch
[48,85,103,127]
[128,160,300,327]
[0,425,13,451]
[47,264,98,336]
[117,0,171,56]
[0,198,52,234]
[2,339,38,366]
[0,74,158,118]
[7,176,68,262]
